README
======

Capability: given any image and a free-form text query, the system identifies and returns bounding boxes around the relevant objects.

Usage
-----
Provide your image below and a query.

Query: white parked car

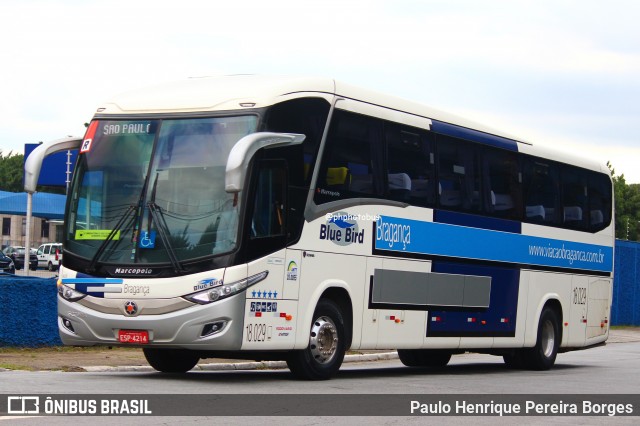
[37,243,63,271]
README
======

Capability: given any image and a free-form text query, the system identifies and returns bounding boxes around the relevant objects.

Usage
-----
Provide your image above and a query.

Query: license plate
[118,330,149,344]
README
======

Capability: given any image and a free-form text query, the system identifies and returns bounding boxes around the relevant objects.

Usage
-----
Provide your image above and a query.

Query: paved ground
[1,328,638,373]
[606,327,640,343]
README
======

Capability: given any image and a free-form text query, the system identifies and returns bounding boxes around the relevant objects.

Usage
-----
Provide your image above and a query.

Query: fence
[1,240,639,347]
[0,275,61,346]
[612,239,640,326]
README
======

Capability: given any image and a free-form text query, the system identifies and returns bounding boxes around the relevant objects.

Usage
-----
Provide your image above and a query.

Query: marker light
[184,271,269,305]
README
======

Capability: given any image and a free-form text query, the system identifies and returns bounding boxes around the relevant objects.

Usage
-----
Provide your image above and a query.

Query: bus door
[586,278,611,341]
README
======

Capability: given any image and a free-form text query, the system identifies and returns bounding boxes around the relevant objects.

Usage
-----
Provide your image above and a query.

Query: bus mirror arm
[225,132,305,193]
[24,136,83,193]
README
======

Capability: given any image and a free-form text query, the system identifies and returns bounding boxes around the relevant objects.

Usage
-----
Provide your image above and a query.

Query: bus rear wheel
[286,299,346,380]
[398,349,451,368]
[143,348,200,373]
[522,307,560,370]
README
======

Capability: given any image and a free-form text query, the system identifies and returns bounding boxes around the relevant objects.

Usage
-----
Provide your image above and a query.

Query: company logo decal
[194,278,223,291]
[124,301,138,316]
[316,188,340,197]
[319,211,365,246]
[376,216,412,250]
[110,267,155,276]
[286,261,298,281]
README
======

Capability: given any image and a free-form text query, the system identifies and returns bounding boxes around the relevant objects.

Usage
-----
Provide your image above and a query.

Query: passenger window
[314,110,384,204]
[483,149,521,220]
[523,159,560,225]
[562,167,588,230]
[263,98,329,187]
[386,124,435,206]
[251,165,287,238]
[588,172,612,232]
[437,137,481,212]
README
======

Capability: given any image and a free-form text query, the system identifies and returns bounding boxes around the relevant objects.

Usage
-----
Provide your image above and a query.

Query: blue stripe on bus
[431,120,519,151]
[374,215,613,273]
[434,209,521,234]
[61,278,124,284]
[61,277,123,298]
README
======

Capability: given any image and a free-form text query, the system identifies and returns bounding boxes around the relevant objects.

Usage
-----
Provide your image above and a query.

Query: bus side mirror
[225,132,305,193]
[24,136,83,193]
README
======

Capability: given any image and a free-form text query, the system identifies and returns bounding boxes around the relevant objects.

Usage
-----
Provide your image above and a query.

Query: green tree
[0,150,25,192]
[0,150,66,194]
[608,162,640,241]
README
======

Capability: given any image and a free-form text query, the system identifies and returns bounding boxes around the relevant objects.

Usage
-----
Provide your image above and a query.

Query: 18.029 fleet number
[245,323,267,342]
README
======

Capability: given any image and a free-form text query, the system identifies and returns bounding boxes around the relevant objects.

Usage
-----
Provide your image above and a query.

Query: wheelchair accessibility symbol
[139,230,156,249]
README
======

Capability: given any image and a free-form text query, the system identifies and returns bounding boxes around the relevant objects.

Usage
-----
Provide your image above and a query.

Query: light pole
[626,218,629,240]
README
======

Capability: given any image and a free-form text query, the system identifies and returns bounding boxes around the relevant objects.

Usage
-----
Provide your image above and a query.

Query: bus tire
[523,307,560,370]
[143,348,200,373]
[286,299,346,380]
[398,349,451,368]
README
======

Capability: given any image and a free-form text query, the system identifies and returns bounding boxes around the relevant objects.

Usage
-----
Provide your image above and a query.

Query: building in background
[0,191,65,249]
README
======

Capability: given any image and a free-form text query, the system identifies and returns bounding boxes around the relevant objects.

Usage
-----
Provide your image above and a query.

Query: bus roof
[97,75,515,137]
[96,74,607,175]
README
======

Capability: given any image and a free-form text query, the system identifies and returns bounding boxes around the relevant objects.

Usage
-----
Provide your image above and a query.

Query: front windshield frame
[64,113,260,268]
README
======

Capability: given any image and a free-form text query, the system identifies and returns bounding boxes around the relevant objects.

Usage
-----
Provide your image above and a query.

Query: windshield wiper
[147,173,185,273]
[87,204,137,273]
[147,202,185,273]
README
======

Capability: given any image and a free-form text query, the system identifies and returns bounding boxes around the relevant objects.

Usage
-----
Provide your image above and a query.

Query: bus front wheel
[143,348,200,373]
[286,299,346,380]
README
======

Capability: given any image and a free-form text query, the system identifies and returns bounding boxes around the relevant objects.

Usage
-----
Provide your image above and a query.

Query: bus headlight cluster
[57,283,86,302]
[184,270,269,305]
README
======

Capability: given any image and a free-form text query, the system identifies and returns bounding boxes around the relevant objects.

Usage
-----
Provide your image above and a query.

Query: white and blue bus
[30,75,614,379]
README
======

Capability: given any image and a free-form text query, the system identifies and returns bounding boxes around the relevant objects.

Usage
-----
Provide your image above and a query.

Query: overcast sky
[2,0,639,182]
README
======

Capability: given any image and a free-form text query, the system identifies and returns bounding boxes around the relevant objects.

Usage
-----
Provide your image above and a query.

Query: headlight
[57,282,87,302]
[184,270,268,305]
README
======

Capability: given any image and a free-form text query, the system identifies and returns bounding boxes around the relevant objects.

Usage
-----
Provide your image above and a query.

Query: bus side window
[314,110,384,204]
[562,166,588,230]
[483,148,521,220]
[251,165,287,238]
[437,136,481,212]
[588,172,612,232]
[523,159,560,225]
[385,124,435,206]
[262,98,330,187]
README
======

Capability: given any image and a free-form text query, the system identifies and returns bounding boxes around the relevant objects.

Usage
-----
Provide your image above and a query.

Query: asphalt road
[1,340,639,425]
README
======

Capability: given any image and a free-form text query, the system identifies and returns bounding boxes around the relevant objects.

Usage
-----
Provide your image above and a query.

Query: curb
[80,352,400,373]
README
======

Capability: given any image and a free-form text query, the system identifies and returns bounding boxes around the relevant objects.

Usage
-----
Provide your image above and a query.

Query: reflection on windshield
[66,116,257,266]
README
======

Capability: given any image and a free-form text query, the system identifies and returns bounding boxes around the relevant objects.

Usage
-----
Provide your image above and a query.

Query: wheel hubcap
[309,316,338,364]
[541,320,555,358]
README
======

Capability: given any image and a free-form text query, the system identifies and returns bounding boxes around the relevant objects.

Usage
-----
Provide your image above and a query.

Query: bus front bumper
[57,293,245,350]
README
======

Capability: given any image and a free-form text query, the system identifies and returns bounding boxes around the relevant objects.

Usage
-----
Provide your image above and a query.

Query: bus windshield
[65,116,258,266]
